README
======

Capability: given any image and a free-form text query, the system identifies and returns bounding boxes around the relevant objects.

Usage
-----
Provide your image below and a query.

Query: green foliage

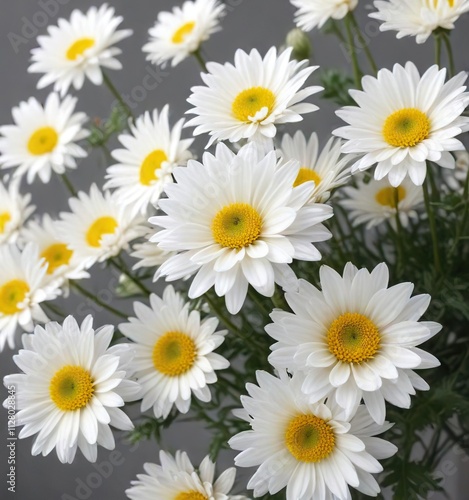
[319,68,355,106]
[87,102,129,147]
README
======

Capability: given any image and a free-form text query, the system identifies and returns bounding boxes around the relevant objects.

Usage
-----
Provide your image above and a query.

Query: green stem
[247,289,271,318]
[192,49,207,72]
[434,33,442,67]
[102,72,134,120]
[349,11,378,75]
[43,301,65,319]
[60,172,77,197]
[422,172,443,275]
[393,188,405,277]
[449,168,469,258]
[109,258,151,296]
[441,32,456,77]
[71,281,128,319]
[344,13,363,89]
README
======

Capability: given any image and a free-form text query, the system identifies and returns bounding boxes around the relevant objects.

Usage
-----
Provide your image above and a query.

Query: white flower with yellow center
[370,0,469,44]
[334,62,469,187]
[266,262,441,424]
[28,4,132,96]
[0,243,61,352]
[186,47,321,147]
[57,184,147,268]
[229,371,397,500]
[20,214,89,292]
[126,450,249,500]
[340,176,424,229]
[0,93,88,184]
[105,106,194,216]
[120,286,229,419]
[291,0,359,31]
[279,131,351,203]
[3,315,139,464]
[150,142,333,315]
[0,180,35,245]
[142,0,225,68]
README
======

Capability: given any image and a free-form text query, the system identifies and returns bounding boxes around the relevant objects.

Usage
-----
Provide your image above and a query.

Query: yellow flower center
[152,331,197,376]
[285,414,335,463]
[86,216,118,248]
[0,279,30,315]
[327,312,381,364]
[174,492,208,500]
[232,87,276,122]
[294,168,322,187]
[41,243,73,274]
[49,365,94,411]
[27,127,58,155]
[172,21,196,44]
[211,203,262,250]
[66,37,95,60]
[139,149,168,186]
[383,108,430,148]
[375,186,407,208]
[0,212,11,234]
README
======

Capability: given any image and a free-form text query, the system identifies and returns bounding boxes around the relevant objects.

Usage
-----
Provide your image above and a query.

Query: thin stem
[109,258,151,296]
[422,172,443,275]
[192,49,207,72]
[393,188,405,277]
[102,72,134,119]
[247,289,271,318]
[329,20,346,44]
[441,32,456,77]
[349,11,378,75]
[43,301,65,320]
[344,13,363,89]
[60,172,77,197]
[449,168,469,258]
[434,33,442,67]
[71,281,128,319]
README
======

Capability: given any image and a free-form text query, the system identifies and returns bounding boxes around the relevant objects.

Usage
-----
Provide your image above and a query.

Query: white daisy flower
[334,62,469,187]
[291,0,359,31]
[126,450,249,500]
[28,4,132,96]
[186,47,322,147]
[120,285,229,419]
[0,93,88,184]
[279,131,351,203]
[105,106,194,217]
[150,142,333,315]
[0,180,35,245]
[20,214,89,292]
[266,262,441,424]
[57,184,147,268]
[370,0,469,44]
[442,150,469,191]
[229,371,397,500]
[3,315,140,464]
[340,176,424,229]
[142,0,226,68]
[0,243,61,351]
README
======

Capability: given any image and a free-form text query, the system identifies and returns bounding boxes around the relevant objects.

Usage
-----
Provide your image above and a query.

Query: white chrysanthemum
[150,142,333,314]
[442,150,469,191]
[120,285,229,419]
[370,0,469,44]
[3,315,139,464]
[0,180,35,245]
[28,4,132,96]
[266,262,441,424]
[0,243,61,351]
[291,0,359,31]
[334,62,469,187]
[229,371,397,500]
[105,106,193,216]
[20,214,89,291]
[279,131,351,202]
[126,450,249,500]
[340,176,424,229]
[142,0,225,68]
[57,184,147,268]
[0,93,88,184]
[186,47,321,147]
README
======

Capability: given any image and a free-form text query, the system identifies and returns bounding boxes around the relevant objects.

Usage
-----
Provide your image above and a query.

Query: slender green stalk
[393,188,405,277]
[43,301,66,319]
[60,172,77,197]
[248,289,271,318]
[109,258,151,296]
[102,72,134,119]
[71,281,128,319]
[422,172,443,275]
[441,32,456,77]
[349,11,378,75]
[434,33,442,66]
[329,20,347,44]
[192,48,207,72]
[344,13,362,89]
[449,168,469,258]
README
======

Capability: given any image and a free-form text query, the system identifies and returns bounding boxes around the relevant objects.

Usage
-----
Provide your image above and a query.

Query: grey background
[0,0,468,498]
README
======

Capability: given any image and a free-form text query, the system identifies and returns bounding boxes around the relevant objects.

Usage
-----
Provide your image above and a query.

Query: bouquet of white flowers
[1,1,469,499]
